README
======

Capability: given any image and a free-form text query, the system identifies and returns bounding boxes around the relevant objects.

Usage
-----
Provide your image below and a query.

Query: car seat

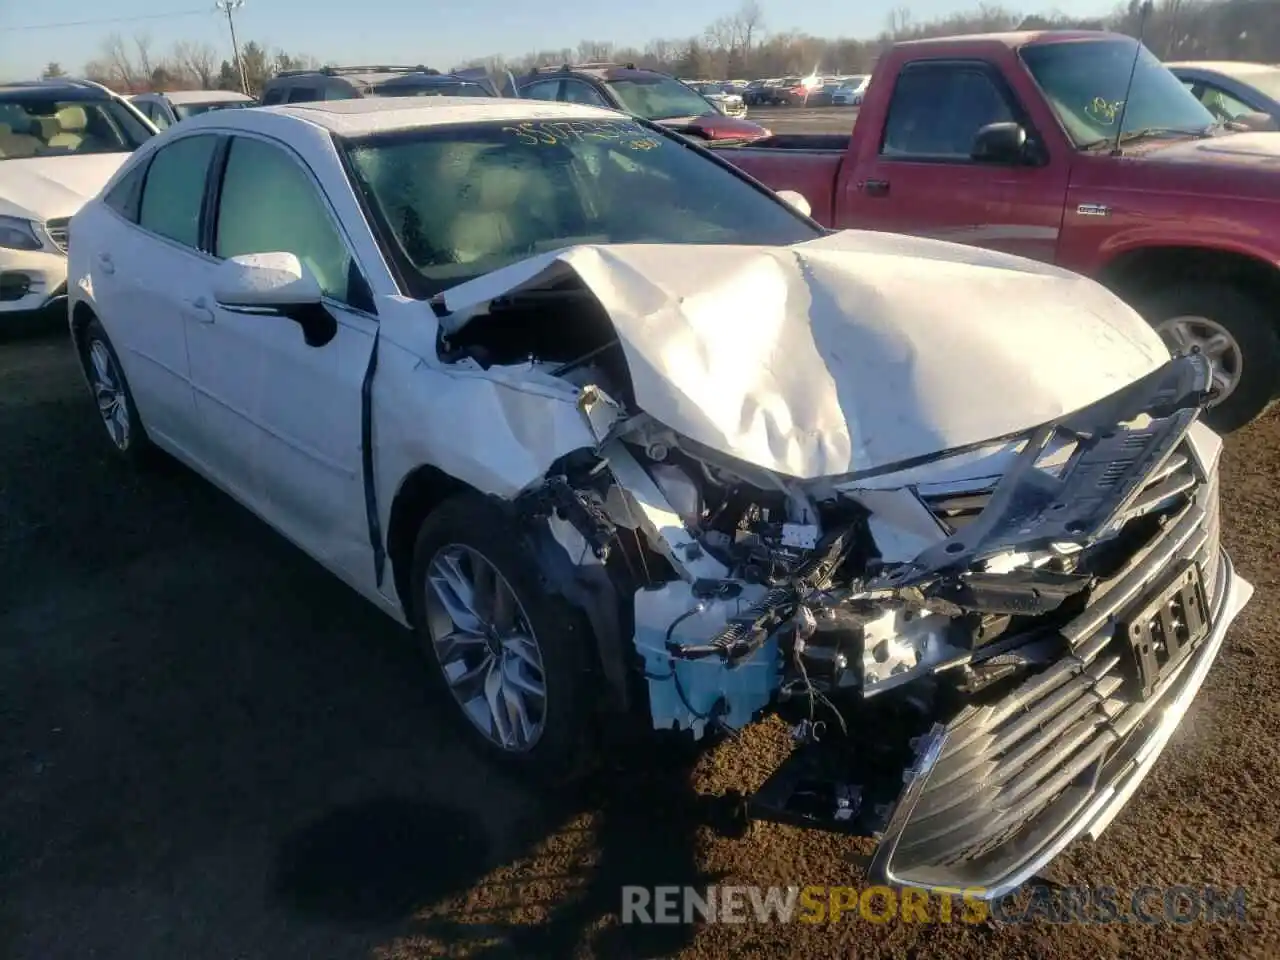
[48,106,91,150]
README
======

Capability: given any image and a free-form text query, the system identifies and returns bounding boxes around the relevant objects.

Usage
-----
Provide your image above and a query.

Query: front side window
[1021,39,1216,148]
[342,118,818,297]
[0,96,153,160]
[286,87,320,104]
[1191,83,1257,123]
[215,136,354,304]
[137,135,219,247]
[520,80,561,102]
[560,80,609,107]
[605,74,716,120]
[881,64,1014,158]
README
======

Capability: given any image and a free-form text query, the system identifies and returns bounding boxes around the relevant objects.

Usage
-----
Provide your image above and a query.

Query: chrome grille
[45,217,69,253]
[888,448,1223,882]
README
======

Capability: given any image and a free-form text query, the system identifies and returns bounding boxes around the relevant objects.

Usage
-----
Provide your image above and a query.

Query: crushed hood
[440,231,1170,480]
[0,153,130,221]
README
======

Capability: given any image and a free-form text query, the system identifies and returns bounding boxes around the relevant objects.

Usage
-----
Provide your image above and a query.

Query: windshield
[342,118,818,297]
[688,83,723,96]
[174,100,253,119]
[606,75,715,121]
[1021,39,1216,147]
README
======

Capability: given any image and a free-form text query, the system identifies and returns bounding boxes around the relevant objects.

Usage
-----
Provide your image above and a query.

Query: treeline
[59,0,1280,94]
[47,35,320,95]
[458,0,1280,79]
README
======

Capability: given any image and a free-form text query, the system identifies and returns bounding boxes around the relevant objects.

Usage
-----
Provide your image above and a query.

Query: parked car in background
[65,95,1253,903]
[743,78,774,105]
[130,90,256,129]
[832,74,870,106]
[684,80,748,117]
[516,63,769,141]
[713,30,1280,432]
[1167,61,1280,129]
[0,78,154,320]
[765,77,805,105]
[260,65,511,105]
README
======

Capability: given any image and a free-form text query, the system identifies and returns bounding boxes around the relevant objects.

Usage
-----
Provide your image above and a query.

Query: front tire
[1141,281,1279,433]
[409,493,595,781]
[78,317,151,461]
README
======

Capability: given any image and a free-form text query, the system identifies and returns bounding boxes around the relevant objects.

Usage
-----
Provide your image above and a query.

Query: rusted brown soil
[2,326,1277,960]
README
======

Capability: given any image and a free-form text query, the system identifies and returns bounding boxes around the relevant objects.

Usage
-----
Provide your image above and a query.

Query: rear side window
[520,79,561,101]
[287,87,320,103]
[103,158,151,222]
[881,62,1014,159]
[261,87,286,105]
[138,135,219,247]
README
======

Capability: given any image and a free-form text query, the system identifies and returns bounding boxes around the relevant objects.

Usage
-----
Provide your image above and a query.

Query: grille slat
[45,217,69,253]
[888,441,1224,883]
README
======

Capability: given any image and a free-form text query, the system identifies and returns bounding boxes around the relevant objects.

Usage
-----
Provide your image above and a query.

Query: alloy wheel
[423,544,548,751]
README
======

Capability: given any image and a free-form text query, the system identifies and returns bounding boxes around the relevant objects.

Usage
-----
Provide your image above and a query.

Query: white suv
[0,79,154,319]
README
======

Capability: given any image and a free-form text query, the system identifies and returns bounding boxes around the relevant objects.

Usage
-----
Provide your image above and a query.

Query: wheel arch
[1096,243,1280,309]
[386,462,635,713]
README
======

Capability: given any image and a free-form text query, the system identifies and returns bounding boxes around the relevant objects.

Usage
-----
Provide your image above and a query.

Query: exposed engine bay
[428,240,1252,895]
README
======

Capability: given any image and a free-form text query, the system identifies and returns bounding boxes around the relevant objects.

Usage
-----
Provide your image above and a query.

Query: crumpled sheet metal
[439,230,1169,480]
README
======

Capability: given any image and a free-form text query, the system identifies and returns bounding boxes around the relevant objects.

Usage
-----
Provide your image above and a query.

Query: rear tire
[1139,281,1279,433]
[409,493,596,782]
[78,317,152,462]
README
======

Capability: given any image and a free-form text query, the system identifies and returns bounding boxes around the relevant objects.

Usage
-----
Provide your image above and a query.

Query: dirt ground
[2,297,1278,960]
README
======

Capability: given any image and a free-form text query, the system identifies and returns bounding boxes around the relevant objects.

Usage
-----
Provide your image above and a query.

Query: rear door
[86,133,221,458]
[839,59,1070,263]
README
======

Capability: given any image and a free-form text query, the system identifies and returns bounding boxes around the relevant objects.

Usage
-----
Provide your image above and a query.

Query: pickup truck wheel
[409,493,595,782]
[1142,281,1279,433]
[78,317,152,462]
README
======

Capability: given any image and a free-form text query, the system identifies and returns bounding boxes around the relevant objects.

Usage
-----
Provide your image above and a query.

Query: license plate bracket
[1117,561,1210,701]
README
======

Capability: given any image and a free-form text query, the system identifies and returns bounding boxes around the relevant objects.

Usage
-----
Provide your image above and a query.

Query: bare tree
[734,0,766,65]
[100,33,157,91]
[173,40,218,89]
[41,62,66,79]
[576,40,614,62]
[886,7,914,39]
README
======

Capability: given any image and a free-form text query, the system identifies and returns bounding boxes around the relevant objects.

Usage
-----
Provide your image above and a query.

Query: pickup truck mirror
[971,122,1029,164]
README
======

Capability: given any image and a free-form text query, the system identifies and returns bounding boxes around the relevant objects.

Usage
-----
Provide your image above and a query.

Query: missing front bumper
[868,548,1252,900]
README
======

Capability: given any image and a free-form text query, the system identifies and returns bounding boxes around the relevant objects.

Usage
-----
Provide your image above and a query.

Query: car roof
[1167,61,1280,76]
[0,79,111,101]
[895,29,1120,51]
[161,89,255,104]
[174,95,623,137]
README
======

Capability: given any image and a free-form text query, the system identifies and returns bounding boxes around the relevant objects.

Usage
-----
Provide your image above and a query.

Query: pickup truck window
[343,119,819,297]
[1021,39,1215,148]
[881,63,1015,159]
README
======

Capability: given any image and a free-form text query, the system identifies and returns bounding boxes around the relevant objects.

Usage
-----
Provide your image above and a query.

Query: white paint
[0,153,129,222]
[441,231,1169,480]
[212,252,322,308]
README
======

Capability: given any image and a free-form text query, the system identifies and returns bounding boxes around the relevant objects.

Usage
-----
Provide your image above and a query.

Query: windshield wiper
[1081,125,1213,152]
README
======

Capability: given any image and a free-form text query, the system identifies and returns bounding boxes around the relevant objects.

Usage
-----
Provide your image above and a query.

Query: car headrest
[56,105,89,133]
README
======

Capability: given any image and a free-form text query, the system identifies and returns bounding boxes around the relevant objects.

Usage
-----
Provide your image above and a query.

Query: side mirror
[776,189,812,218]
[971,121,1029,164]
[212,252,337,347]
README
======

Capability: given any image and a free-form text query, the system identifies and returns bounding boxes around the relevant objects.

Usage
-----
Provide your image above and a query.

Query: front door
[840,59,1070,264]
[187,133,377,575]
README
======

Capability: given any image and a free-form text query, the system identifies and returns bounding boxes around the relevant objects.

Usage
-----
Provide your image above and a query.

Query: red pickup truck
[714,30,1280,432]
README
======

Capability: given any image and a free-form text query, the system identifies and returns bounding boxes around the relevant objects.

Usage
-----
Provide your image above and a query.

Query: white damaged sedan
[67,97,1252,897]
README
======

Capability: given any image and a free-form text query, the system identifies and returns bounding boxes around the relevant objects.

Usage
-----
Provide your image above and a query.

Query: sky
[0,0,1116,81]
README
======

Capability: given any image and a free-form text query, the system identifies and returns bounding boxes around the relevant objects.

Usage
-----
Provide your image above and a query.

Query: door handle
[187,296,215,324]
[97,252,115,275]
[859,179,890,198]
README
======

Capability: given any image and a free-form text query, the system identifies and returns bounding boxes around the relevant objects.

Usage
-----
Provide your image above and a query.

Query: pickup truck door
[838,59,1069,264]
